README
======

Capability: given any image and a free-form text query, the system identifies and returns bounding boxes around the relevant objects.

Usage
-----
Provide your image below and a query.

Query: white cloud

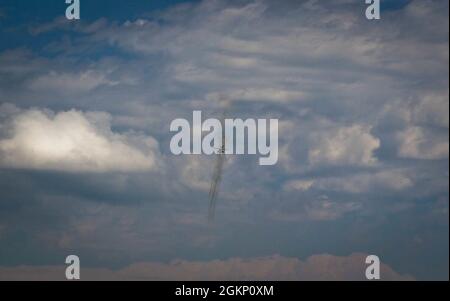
[207,88,306,103]
[413,92,449,128]
[283,179,314,192]
[308,125,380,166]
[29,70,118,94]
[0,253,413,281]
[0,105,159,172]
[314,170,413,193]
[396,126,449,160]
[270,195,360,222]
[180,155,213,191]
[381,91,449,129]
[283,169,412,194]
[380,90,448,161]
[304,198,360,221]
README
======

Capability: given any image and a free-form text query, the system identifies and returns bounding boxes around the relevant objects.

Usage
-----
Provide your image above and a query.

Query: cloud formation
[396,126,449,160]
[0,105,159,172]
[308,125,380,166]
[0,0,448,280]
[0,253,413,281]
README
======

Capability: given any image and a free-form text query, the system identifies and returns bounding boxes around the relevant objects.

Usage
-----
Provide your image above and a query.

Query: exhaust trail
[208,131,225,222]
[208,104,229,222]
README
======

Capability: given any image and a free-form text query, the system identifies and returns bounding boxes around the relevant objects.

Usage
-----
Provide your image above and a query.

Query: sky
[0,0,448,280]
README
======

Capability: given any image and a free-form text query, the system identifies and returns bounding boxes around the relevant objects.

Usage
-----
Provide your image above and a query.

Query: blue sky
[0,0,448,280]
[0,0,194,51]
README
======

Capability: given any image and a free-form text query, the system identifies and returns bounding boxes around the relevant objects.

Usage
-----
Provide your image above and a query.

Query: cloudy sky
[0,0,448,280]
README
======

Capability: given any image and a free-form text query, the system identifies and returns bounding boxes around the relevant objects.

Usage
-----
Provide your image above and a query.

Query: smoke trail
[208,140,225,221]
[208,103,230,222]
